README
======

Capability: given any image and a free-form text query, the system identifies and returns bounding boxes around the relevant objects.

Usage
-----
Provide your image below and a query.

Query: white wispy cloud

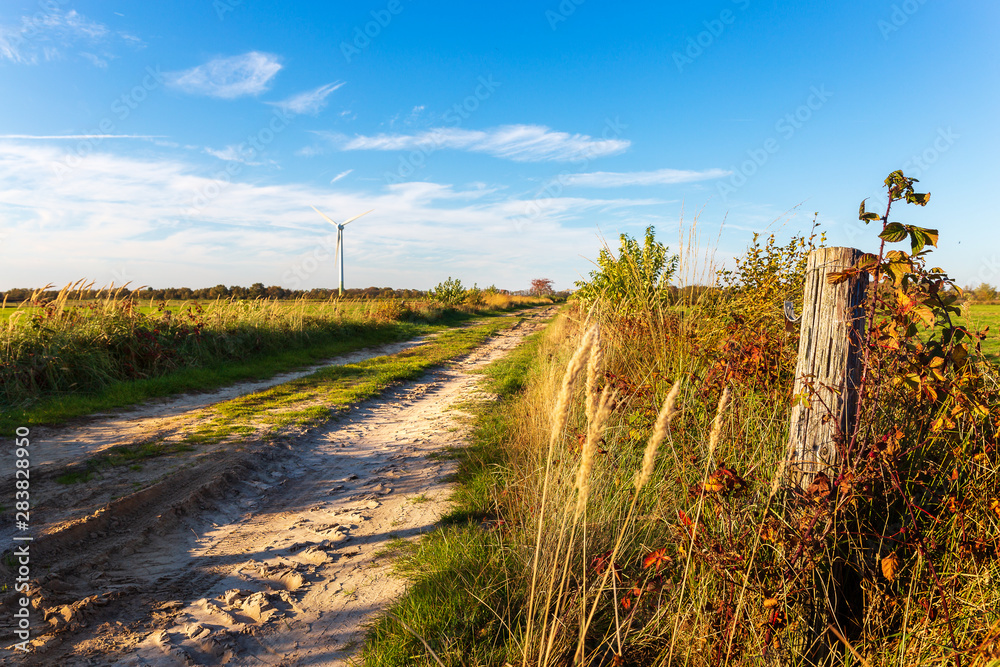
[0,141,665,290]
[0,9,136,65]
[79,52,109,68]
[324,124,631,162]
[165,52,282,99]
[330,169,353,183]
[559,168,732,187]
[204,145,264,165]
[269,81,344,115]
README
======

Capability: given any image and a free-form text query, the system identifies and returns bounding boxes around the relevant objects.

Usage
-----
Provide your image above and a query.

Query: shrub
[463,284,484,307]
[573,226,679,314]
[429,277,465,306]
[399,172,1000,666]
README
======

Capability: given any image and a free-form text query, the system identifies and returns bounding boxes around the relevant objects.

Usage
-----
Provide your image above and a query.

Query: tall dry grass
[0,281,545,411]
[493,219,1000,666]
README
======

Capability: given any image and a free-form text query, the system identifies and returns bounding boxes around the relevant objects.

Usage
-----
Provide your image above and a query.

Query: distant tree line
[0,283,434,303]
[965,282,1000,303]
[0,282,714,306]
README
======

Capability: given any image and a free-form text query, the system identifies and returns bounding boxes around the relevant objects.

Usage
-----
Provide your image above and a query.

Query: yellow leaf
[826,270,851,285]
[763,597,779,608]
[704,473,725,493]
[881,553,900,581]
[990,498,1000,520]
[951,344,969,365]
[913,305,935,327]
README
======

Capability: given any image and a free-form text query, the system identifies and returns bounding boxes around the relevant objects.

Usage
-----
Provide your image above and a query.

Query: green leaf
[906,192,931,206]
[858,199,880,222]
[853,253,879,273]
[915,226,938,246]
[907,226,939,253]
[884,170,905,187]
[880,222,908,243]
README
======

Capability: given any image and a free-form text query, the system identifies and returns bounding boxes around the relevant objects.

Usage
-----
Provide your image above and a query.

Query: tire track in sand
[14,306,554,666]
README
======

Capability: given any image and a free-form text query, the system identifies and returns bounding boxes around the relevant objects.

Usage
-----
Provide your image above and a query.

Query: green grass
[0,320,428,435]
[0,305,527,436]
[360,322,552,667]
[55,440,197,484]
[963,303,1000,360]
[51,313,533,484]
[181,314,525,446]
[0,284,550,429]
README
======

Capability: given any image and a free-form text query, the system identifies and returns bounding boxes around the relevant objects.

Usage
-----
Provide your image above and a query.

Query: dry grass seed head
[706,385,730,463]
[635,378,683,491]
[585,325,604,424]
[549,324,597,448]
[576,384,616,519]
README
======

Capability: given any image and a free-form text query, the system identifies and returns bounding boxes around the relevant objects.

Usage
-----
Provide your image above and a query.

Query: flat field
[0,298,433,320]
[962,303,1000,360]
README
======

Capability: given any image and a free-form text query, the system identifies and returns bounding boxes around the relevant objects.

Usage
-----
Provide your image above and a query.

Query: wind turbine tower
[311,206,373,297]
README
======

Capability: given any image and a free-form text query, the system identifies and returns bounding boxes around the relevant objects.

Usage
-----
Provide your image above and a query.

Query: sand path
[4,307,552,666]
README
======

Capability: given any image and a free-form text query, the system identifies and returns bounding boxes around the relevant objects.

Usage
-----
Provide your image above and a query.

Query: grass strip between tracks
[54,313,528,483]
[360,318,551,666]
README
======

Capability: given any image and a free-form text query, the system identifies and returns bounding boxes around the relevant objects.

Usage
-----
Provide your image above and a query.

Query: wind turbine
[311,206,373,297]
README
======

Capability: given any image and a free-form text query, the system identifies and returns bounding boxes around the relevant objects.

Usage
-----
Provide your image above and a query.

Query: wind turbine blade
[340,209,373,227]
[311,205,339,227]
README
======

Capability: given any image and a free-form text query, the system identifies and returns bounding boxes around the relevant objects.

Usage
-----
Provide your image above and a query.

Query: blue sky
[0,0,997,292]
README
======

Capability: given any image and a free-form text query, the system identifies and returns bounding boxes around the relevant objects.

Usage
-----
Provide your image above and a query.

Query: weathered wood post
[783,246,869,664]
[784,246,869,489]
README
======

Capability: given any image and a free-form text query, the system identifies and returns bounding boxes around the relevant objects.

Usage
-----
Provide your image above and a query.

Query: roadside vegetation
[0,283,553,434]
[365,172,1000,666]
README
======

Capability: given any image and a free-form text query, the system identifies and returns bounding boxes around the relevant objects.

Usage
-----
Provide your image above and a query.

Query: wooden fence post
[784,246,869,490]
[782,246,869,664]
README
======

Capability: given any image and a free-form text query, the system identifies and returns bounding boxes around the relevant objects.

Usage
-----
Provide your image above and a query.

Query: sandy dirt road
[1,307,553,666]
[24,335,435,472]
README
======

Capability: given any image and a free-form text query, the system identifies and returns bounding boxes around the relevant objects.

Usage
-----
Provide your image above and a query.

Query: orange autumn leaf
[703,464,748,495]
[806,471,832,500]
[642,547,672,571]
[881,552,900,581]
[677,509,698,538]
